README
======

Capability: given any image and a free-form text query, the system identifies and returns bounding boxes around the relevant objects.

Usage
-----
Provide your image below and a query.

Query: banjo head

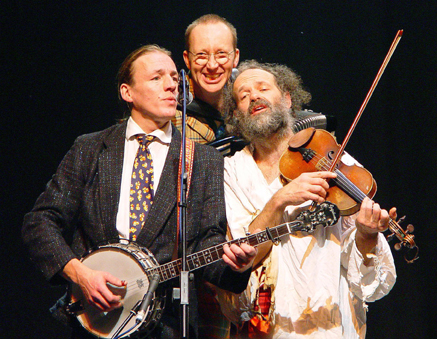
[70,243,165,338]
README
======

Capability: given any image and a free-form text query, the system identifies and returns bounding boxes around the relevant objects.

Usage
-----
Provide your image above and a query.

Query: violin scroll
[386,215,419,263]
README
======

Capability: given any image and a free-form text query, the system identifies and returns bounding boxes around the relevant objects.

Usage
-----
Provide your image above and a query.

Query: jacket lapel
[137,127,181,248]
[99,121,127,241]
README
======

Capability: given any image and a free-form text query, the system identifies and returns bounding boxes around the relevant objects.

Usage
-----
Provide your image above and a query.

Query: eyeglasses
[188,50,235,66]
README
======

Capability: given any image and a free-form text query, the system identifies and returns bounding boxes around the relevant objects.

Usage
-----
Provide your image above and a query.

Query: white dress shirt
[116,117,172,239]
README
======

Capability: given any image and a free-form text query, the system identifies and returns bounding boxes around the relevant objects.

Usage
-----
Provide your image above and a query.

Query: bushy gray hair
[224,60,311,136]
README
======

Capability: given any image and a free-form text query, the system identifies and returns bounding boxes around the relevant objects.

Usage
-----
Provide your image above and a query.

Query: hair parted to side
[117,44,172,115]
[184,14,238,51]
[224,60,311,136]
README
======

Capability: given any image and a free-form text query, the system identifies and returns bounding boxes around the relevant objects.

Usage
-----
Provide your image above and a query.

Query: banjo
[67,201,339,339]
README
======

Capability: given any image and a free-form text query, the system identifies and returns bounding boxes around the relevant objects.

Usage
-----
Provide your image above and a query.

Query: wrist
[355,231,378,266]
[269,192,288,213]
[356,228,379,241]
[62,258,86,284]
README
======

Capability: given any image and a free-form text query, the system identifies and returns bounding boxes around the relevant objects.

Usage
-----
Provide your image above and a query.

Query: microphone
[178,91,193,105]
[230,68,239,82]
[135,273,160,323]
[177,70,193,105]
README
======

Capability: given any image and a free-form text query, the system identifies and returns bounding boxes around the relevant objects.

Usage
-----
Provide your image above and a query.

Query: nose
[206,54,219,69]
[164,75,177,92]
[249,89,261,102]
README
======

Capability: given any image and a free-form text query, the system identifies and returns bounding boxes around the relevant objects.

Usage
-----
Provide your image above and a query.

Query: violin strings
[388,219,406,238]
[305,152,367,202]
[301,150,410,241]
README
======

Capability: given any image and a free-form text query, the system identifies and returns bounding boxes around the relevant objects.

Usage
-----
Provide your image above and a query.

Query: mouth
[251,104,268,115]
[202,73,223,83]
[164,97,177,104]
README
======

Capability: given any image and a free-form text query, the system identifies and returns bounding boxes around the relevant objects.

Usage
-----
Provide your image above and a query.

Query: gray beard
[235,97,295,142]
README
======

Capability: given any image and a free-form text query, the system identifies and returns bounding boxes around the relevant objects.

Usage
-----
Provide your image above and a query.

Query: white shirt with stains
[224,146,396,338]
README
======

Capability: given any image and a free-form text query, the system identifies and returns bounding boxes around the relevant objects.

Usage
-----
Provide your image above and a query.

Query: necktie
[129,135,155,241]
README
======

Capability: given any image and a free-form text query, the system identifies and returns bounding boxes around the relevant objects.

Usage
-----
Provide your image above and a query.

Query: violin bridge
[315,157,329,171]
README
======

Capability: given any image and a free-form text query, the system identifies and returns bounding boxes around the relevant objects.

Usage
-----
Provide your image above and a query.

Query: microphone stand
[178,69,190,339]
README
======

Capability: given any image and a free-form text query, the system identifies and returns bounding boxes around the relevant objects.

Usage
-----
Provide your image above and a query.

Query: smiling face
[120,51,179,132]
[183,22,239,107]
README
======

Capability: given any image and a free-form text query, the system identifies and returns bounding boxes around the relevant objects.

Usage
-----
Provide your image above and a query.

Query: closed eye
[240,93,249,100]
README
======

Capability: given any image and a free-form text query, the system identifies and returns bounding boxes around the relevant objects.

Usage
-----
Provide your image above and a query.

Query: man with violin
[222,59,397,338]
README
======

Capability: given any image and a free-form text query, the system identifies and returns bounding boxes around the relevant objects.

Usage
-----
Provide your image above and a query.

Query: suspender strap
[173,138,195,260]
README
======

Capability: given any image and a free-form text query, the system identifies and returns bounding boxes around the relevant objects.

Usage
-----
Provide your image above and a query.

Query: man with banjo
[22,44,257,339]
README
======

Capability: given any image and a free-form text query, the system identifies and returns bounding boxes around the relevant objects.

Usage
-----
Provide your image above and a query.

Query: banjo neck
[149,220,301,283]
[68,201,339,339]
[147,201,339,283]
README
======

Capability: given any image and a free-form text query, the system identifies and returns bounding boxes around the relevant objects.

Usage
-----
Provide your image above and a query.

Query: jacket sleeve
[22,135,93,283]
[189,145,251,294]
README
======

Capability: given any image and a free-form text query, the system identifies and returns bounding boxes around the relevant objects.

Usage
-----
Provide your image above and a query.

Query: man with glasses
[173,14,240,144]
[171,14,242,339]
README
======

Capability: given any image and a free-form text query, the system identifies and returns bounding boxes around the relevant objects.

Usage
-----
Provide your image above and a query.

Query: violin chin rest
[289,127,316,148]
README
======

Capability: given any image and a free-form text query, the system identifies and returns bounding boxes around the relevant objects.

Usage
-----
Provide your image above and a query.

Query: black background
[2,1,436,338]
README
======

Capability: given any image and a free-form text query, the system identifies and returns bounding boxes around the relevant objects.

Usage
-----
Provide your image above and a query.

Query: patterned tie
[129,134,155,241]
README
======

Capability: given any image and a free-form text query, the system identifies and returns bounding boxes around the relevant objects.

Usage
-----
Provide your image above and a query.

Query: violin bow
[328,29,403,170]
[321,30,419,262]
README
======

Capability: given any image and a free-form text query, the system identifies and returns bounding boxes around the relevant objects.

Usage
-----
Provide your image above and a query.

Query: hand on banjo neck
[66,202,340,339]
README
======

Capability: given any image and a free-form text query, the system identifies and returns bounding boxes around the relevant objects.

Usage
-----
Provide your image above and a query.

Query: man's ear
[183,50,191,70]
[285,92,292,109]
[233,48,240,68]
[120,83,133,103]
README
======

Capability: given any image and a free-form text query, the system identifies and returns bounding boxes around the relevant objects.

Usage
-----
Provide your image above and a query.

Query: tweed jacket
[22,120,250,337]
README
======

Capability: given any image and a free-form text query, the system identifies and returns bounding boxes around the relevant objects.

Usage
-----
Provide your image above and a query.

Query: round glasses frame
[188,50,235,66]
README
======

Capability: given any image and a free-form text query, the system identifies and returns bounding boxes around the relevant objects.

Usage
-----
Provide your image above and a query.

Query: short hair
[185,14,237,51]
[117,44,172,112]
[224,60,311,118]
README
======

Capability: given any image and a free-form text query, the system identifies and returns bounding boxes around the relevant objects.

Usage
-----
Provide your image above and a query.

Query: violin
[280,128,375,216]
[279,127,418,263]
[279,30,418,263]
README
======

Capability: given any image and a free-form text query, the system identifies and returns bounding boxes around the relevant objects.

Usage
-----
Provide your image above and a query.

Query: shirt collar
[126,117,172,144]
